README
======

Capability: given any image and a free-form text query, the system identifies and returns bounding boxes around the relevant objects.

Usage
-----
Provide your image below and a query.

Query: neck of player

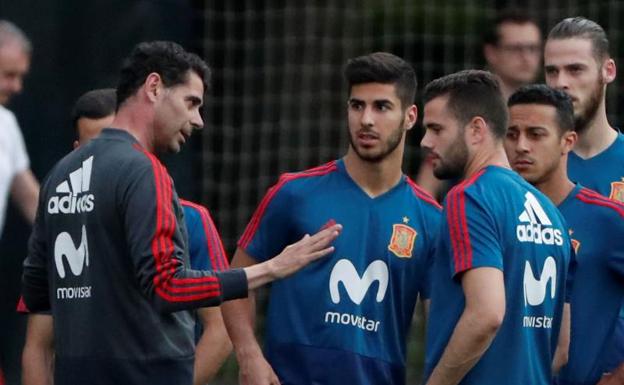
[464,143,510,179]
[535,158,575,206]
[343,145,404,198]
[574,100,617,159]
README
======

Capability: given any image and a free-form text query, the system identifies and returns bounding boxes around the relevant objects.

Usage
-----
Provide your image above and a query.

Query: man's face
[544,38,605,132]
[421,95,469,180]
[486,22,542,86]
[153,71,204,154]
[0,42,30,105]
[504,103,571,185]
[347,82,414,163]
[75,114,115,148]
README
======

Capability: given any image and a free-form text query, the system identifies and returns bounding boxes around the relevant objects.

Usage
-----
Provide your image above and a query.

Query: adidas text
[48,194,94,214]
[516,224,563,246]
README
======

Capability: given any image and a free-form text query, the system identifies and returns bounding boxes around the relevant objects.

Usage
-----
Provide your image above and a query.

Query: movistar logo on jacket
[516,192,563,246]
[47,156,95,215]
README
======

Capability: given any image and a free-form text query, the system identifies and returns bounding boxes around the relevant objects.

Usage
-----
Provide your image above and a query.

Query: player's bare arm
[222,248,279,385]
[552,303,570,374]
[426,267,505,385]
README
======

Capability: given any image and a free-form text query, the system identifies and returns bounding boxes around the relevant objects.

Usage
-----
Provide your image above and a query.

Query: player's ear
[466,116,487,145]
[404,104,417,131]
[603,58,616,84]
[561,130,577,155]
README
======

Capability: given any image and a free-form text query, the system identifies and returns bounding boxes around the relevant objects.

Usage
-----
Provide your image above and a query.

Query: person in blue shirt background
[221,52,441,385]
[421,70,573,385]
[504,84,624,385]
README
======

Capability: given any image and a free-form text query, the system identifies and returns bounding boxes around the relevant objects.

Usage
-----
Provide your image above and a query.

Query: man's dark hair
[483,9,539,46]
[423,70,508,139]
[72,88,117,130]
[508,84,575,134]
[548,17,610,62]
[116,41,211,108]
[344,52,417,109]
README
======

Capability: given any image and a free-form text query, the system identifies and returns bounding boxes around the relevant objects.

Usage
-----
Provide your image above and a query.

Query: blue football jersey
[425,166,573,385]
[556,186,624,385]
[568,132,624,203]
[239,159,441,385]
[181,200,230,271]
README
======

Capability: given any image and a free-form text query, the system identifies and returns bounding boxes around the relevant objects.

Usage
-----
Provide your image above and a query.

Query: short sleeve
[445,187,503,277]
[238,178,295,262]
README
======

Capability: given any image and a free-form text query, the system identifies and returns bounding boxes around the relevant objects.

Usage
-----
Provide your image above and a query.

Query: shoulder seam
[238,161,338,249]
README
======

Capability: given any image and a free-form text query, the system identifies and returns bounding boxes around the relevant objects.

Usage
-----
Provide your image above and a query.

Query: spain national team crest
[569,229,581,254]
[388,224,417,258]
[609,178,624,203]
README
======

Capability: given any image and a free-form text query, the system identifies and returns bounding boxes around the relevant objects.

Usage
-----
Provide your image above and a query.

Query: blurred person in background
[0,19,39,385]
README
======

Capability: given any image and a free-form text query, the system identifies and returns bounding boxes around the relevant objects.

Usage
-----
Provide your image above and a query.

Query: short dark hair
[72,88,117,130]
[483,9,539,46]
[508,84,575,134]
[343,52,417,109]
[548,17,610,62]
[423,70,508,139]
[116,41,211,108]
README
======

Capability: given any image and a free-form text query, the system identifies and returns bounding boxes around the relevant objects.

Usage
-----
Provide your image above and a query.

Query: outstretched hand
[268,223,342,279]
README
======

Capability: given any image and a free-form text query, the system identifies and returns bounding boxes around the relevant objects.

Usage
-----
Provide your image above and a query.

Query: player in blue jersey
[544,17,623,201]
[545,17,624,376]
[420,70,573,385]
[504,84,624,385]
[221,52,441,385]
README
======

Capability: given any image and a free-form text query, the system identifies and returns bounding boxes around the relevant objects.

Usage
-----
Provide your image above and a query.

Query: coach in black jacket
[21,41,341,385]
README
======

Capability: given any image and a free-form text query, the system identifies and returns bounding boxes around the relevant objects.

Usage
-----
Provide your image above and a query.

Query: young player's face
[153,71,204,154]
[488,22,542,85]
[347,82,415,163]
[504,103,573,185]
[421,95,469,180]
[544,38,606,133]
[0,42,29,106]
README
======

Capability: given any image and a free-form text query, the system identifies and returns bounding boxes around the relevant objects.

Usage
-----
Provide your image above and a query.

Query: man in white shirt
[0,19,39,385]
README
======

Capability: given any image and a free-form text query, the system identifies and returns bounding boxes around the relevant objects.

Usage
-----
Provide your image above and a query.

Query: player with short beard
[544,17,623,201]
[421,70,573,385]
[222,52,441,385]
[545,16,624,375]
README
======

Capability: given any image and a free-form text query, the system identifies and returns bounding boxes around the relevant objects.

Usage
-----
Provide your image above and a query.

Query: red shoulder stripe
[447,169,485,272]
[405,177,442,209]
[238,161,338,249]
[181,200,229,271]
[577,188,624,218]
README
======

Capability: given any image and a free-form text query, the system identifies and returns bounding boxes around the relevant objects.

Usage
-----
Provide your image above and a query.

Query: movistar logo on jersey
[47,156,95,215]
[324,259,388,333]
[516,192,563,246]
[329,259,388,305]
[54,225,92,300]
[522,256,557,329]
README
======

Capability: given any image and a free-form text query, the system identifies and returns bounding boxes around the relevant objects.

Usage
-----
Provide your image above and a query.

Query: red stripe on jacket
[133,144,221,302]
